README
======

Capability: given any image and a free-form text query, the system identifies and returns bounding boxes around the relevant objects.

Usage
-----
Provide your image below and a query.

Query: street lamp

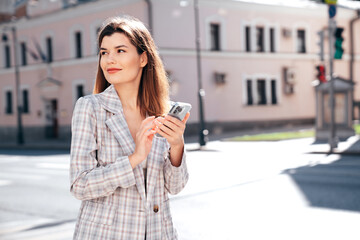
[3,24,24,145]
[193,0,208,146]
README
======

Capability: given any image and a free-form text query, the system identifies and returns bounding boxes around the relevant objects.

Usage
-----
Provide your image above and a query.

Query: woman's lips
[107,68,122,74]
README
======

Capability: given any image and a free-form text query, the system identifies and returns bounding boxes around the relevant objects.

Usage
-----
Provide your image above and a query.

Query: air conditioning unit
[214,72,226,85]
[283,67,296,95]
[282,28,292,38]
[286,68,296,84]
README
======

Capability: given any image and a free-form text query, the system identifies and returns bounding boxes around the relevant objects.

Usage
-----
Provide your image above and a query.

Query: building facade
[0,0,359,143]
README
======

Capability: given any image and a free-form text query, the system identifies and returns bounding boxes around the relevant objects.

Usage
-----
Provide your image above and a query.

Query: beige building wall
[0,0,359,142]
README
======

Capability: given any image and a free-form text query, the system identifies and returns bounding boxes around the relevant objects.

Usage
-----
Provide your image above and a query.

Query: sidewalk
[187,124,360,155]
[1,126,359,154]
[308,135,360,155]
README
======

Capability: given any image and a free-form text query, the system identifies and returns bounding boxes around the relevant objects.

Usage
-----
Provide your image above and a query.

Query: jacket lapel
[97,85,146,203]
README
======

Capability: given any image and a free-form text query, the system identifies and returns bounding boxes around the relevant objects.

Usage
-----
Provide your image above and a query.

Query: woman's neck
[113,82,139,111]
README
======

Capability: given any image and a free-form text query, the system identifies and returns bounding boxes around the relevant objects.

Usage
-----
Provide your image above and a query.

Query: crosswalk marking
[1,167,68,177]
[0,218,54,235]
[36,163,69,170]
[0,179,11,186]
[0,219,75,240]
[0,172,47,180]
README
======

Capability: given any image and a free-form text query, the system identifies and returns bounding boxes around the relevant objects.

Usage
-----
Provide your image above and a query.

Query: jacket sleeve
[163,146,189,195]
[69,97,136,201]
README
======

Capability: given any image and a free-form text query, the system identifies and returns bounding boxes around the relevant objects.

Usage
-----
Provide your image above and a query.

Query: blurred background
[0,0,360,239]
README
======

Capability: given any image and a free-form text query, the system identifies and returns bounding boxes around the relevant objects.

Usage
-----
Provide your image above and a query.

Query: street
[0,137,360,240]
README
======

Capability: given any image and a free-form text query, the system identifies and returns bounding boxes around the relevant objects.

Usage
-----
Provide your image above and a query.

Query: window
[245,26,251,52]
[270,28,275,53]
[46,37,53,63]
[20,42,27,66]
[257,79,266,105]
[297,29,306,53]
[210,23,220,51]
[246,80,253,105]
[271,80,277,105]
[76,85,84,99]
[256,27,264,52]
[5,90,12,114]
[5,45,11,68]
[22,89,29,113]
[75,31,82,58]
[244,77,279,106]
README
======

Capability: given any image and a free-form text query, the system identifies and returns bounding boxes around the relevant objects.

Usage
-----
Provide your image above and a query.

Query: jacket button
[153,205,159,213]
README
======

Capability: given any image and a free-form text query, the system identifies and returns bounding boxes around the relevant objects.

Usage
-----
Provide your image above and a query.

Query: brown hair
[93,16,169,117]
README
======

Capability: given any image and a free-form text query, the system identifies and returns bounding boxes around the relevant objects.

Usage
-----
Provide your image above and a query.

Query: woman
[70,16,189,240]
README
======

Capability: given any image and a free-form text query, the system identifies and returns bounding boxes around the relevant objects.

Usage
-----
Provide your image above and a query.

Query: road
[0,138,360,240]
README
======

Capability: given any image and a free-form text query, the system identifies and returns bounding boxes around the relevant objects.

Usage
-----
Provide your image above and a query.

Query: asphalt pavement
[0,133,359,240]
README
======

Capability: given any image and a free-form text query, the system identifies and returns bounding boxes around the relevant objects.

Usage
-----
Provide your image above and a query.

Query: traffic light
[317,30,324,61]
[316,65,326,83]
[334,27,344,59]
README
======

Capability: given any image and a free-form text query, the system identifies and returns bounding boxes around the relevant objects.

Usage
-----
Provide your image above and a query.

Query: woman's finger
[140,116,155,128]
[182,112,190,124]
[155,118,178,132]
[155,126,171,140]
[155,120,173,136]
[139,117,156,136]
[144,129,156,138]
[164,115,182,128]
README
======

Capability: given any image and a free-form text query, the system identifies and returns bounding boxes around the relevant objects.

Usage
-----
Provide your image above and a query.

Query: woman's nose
[107,53,116,64]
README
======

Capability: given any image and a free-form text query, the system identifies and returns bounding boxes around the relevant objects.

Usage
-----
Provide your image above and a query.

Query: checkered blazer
[70,85,189,240]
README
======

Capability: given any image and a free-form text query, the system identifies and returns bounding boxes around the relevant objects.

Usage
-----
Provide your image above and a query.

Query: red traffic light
[316,65,326,83]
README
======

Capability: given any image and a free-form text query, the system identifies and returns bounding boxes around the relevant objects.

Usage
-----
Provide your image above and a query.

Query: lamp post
[3,24,24,145]
[327,3,338,152]
[193,0,207,146]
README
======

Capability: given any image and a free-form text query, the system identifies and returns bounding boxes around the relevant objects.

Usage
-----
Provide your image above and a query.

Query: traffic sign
[328,4,336,18]
[325,0,337,4]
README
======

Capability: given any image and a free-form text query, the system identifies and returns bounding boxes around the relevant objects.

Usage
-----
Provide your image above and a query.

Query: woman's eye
[117,49,125,53]
[100,51,107,55]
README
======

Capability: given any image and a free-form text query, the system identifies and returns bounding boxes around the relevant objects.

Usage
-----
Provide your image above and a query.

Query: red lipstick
[107,68,121,74]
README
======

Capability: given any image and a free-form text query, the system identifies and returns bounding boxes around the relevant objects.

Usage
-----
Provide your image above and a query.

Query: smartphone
[154,102,192,138]
[168,102,192,121]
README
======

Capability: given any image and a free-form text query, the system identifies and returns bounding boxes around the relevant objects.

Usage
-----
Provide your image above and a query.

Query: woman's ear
[140,52,148,68]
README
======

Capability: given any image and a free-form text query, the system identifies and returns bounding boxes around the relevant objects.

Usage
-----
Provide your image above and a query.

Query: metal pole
[11,26,24,145]
[144,0,153,35]
[194,0,207,146]
[328,18,337,152]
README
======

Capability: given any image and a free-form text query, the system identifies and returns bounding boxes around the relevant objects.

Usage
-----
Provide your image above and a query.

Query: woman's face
[100,32,147,86]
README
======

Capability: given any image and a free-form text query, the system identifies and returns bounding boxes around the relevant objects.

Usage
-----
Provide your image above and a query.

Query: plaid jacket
[70,85,189,240]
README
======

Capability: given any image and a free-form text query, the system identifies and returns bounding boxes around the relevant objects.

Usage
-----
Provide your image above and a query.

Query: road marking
[0,172,47,180]
[1,167,68,177]
[0,180,12,186]
[0,220,75,240]
[36,163,69,170]
[0,218,54,235]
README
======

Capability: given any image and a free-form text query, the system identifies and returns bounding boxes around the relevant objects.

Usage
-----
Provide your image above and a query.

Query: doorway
[45,99,58,138]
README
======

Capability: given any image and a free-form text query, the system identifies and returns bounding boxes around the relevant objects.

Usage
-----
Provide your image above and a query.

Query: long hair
[93,16,169,117]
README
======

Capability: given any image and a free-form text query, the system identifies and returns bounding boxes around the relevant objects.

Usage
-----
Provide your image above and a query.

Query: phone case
[168,102,192,120]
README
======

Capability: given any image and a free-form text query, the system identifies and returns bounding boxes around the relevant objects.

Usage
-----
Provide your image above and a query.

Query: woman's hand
[154,112,190,166]
[129,116,156,169]
[154,113,190,147]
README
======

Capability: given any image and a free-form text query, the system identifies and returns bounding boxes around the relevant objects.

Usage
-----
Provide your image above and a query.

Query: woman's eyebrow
[100,45,129,50]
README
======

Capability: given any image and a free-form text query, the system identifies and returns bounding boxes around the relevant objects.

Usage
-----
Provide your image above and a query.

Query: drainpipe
[144,0,153,34]
[350,9,360,120]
